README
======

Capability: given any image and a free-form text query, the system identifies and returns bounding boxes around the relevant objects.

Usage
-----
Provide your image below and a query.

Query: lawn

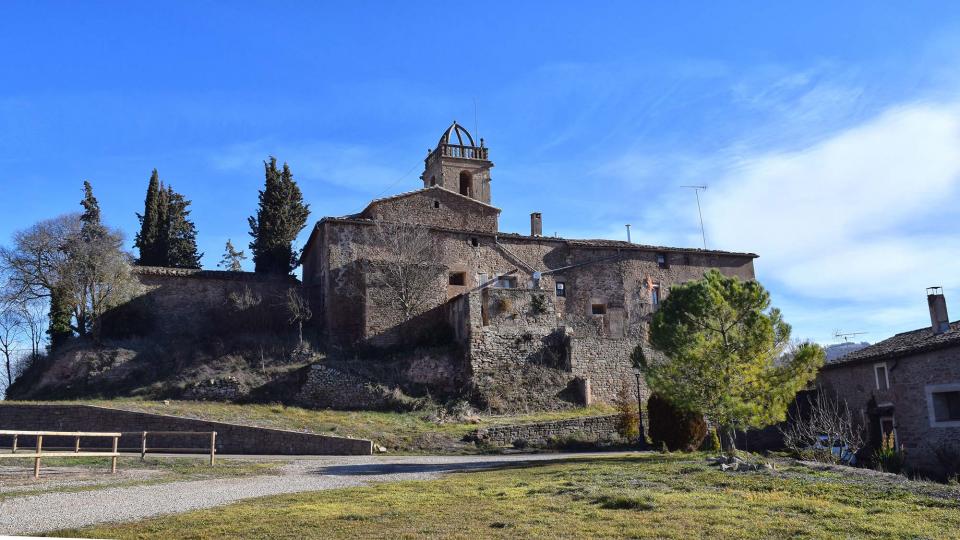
[56,453,960,539]
[5,399,615,453]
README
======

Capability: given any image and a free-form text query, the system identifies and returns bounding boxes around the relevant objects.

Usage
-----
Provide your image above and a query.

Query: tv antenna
[833,330,868,343]
[681,185,708,249]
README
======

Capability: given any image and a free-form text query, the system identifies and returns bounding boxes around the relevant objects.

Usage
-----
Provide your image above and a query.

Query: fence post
[74,436,81,453]
[11,434,17,454]
[34,435,43,479]
[141,431,147,461]
[209,431,217,466]
[111,436,119,474]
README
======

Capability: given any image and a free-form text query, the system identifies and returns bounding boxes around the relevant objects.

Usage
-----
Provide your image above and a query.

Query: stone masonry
[468,415,621,447]
[300,121,758,409]
[0,403,373,455]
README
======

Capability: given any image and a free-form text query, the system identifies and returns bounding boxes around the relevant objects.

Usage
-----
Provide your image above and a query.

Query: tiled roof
[825,321,960,367]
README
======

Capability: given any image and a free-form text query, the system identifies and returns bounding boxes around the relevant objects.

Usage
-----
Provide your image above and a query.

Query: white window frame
[926,383,960,428]
[874,363,890,390]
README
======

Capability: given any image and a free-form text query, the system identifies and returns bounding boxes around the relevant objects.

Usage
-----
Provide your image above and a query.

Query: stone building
[818,288,960,475]
[301,122,758,406]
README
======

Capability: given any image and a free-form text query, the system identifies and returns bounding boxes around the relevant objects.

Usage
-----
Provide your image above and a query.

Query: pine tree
[163,186,202,269]
[134,170,163,266]
[633,270,824,451]
[248,157,310,274]
[218,239,247,271]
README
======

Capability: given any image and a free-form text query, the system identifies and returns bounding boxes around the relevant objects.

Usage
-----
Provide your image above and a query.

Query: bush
[647,393,707,452]
[614,381,640,441]
[700,428,721,452]
[874,432,905,474]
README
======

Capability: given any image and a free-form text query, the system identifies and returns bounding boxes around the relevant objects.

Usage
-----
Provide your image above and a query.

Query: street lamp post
[633,368,647,449]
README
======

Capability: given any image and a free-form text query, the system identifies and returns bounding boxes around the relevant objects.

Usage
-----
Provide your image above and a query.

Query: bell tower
[421,121,494,204]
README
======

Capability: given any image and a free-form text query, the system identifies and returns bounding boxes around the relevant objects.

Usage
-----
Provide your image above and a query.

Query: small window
[874,363,890,390]
[430,176,436,186]
[448,272,466,286]
[555,282,566,297]
[591,304,607,315]
[493,276,516,289]
[433,200,441,209]
[932,391,960,422]
[470,237,479,247]
[651,284,661,307]
[657,252,669,269]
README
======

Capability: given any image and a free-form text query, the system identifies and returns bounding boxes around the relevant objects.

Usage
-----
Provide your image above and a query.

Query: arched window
[459,171,472,197]
[429,176,436,186]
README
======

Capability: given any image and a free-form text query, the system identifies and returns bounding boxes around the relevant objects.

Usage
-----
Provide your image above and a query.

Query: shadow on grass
[311,453,682,477]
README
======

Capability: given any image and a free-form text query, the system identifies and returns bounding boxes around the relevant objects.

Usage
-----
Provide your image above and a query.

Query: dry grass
[4,399,615,453]
[58,453,960,539]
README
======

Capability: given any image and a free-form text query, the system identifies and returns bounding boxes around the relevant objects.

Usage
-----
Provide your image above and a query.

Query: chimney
[530,212,542,237]
[927,286,950,334]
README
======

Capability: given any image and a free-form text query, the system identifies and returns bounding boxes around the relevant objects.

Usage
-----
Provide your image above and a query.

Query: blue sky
[2,1,959,345]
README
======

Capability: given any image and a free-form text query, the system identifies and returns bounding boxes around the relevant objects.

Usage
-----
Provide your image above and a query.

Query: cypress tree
[48,287,74,351]
[163,186,202,269]
[134,170,163,266]
[248,157,310,274]
[79,180,103,239]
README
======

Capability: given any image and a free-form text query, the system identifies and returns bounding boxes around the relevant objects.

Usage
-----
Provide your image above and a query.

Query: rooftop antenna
[681,185,708,249]
[473,98,480,143]
[833,330,868,343]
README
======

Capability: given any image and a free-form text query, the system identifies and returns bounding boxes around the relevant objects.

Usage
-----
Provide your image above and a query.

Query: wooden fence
[0,430,121,478]
[0,429,217,478]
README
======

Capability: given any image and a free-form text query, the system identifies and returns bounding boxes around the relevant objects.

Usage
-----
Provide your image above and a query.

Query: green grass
[4,399,614,453]
[55,453,960,539]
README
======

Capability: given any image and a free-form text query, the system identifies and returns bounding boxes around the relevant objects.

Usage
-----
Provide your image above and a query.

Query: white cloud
[702,101,960,338]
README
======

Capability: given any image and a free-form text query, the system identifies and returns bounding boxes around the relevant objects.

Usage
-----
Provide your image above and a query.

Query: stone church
[300,123,757,405]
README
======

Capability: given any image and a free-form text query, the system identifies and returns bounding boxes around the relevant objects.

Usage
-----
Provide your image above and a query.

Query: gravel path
[0,452,632,535]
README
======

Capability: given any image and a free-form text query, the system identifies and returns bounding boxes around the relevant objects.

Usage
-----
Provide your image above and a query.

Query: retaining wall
[468,414,620,447]
[0,404,372,455]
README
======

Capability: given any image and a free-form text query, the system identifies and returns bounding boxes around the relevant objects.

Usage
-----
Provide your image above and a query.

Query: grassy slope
[59,453,960,539]
[5,399,615,453]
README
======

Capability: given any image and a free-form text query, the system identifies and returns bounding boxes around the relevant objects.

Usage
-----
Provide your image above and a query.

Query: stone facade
[819,345,960,474]
[300,122,758,408]
[467,415,621,447]
[126,266,298,338]
[0,403,372,455]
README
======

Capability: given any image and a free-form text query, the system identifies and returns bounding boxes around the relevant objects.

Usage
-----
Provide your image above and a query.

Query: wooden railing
[0,430,218,478]
[0,430,121,478]
[132,431,217,465]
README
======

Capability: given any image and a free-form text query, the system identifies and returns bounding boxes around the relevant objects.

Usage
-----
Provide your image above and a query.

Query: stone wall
[362,187,499,233]
[468,415,620,447]
[295,364,397,410]
[819,347,960,474]
[0,404,372,455]
[124,266,298,338]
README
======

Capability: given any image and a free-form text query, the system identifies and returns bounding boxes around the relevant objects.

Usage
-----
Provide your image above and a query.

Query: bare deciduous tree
[1,213,140,344]
[367,220,444,320]
[0,300,24,389]
[780,390,865,464]
[286,288,312,346]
